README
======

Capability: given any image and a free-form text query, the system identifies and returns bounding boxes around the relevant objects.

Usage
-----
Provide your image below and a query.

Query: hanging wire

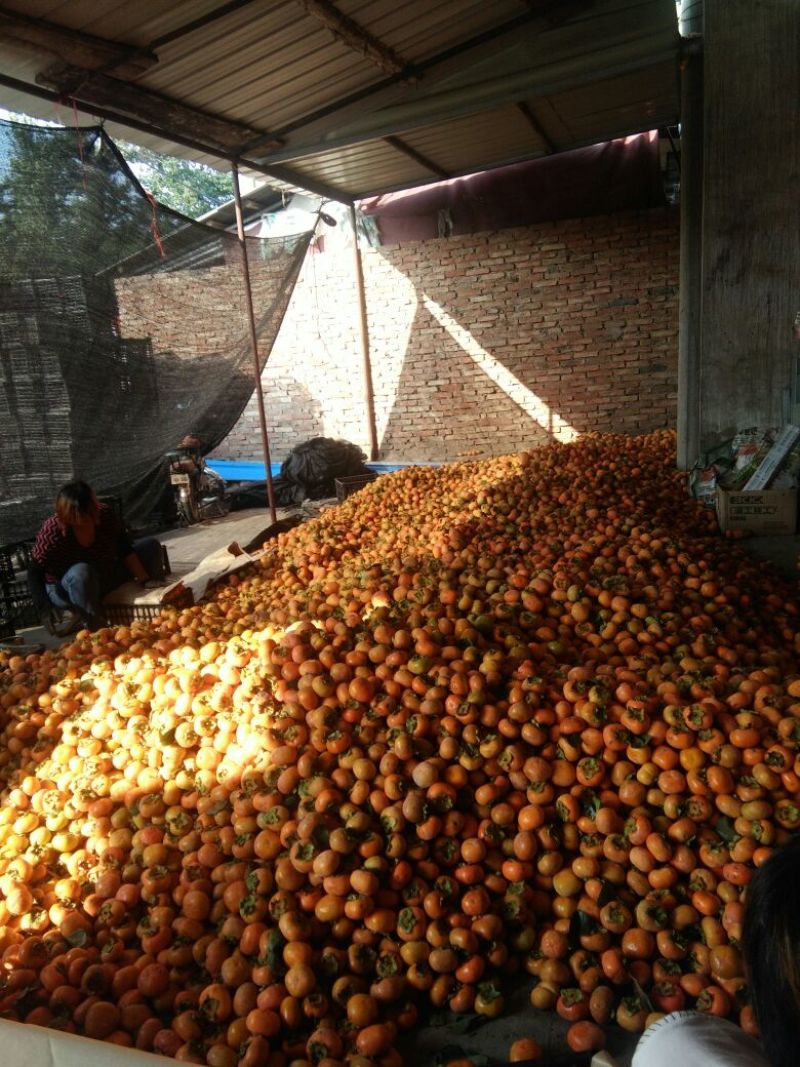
[309,210,335,363]
[70,97,89,193]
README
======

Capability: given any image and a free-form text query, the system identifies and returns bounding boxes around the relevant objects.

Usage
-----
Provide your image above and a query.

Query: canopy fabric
[358,133,665,243]
[0,118,313,543]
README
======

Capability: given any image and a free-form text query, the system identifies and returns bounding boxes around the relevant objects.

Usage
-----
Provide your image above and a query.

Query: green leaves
[118,142,232,219]
[715,814,739,845]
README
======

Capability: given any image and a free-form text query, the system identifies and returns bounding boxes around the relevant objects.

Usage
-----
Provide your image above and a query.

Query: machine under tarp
[359,132,666,244]
[0,119,314,544]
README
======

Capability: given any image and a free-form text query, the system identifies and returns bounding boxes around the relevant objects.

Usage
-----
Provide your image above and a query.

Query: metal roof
[0,0,683,202]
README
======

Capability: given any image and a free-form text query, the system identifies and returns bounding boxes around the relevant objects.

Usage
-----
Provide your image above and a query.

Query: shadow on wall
[222,379,327,461]
[378,294,579,462]
[373,219,678,462]
[377,298,570,462]
[268,380,326,457]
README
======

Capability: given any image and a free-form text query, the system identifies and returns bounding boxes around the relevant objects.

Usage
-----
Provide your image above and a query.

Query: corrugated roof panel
[1,1,124,29]
[145,4,310,82]
[144,15,379,131]
[0,1,59,16]
[402,107,547,177]
[141,0,533,134]
[0,43,42,84]
[259,0,679,163]
[0,0,229,43]
[528,98,575,149]
[0,0,681,200]
[553,63,678,119]
[85,0,273,42]
[290,140,432,194]
[338,0,525,61]
[55,0,165,36]
[544,62,679,133]
[152,29,358,103]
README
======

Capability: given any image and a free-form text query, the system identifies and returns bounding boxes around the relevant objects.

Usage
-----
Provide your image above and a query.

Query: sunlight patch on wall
[422,295,579,442]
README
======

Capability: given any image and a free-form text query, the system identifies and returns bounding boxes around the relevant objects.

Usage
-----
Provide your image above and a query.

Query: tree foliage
[0,120,231,279]
[117,141,232,219]
[0,122,152,278]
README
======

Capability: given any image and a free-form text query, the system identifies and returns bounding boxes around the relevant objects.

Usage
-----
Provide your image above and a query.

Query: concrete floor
[158,504,302,573]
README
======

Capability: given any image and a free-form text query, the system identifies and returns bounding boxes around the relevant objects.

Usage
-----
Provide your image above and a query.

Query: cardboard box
[716,487,798,534]
[743,424,800,489]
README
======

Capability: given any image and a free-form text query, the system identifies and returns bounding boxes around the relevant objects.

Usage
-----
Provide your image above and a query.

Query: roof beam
[0,8,156,78]
[295,0,410,77]
[384,136,449,180]
[36,62,282,155]
[0,72,349,205]
[516,101,556,153]
[520,0,596,25]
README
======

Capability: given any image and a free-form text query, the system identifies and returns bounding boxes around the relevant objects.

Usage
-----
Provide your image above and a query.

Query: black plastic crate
[1,577,38,630]
[0,608,14,640]
[0,540,34,584]
[105,602,167,626]
[335,473,379,502]
[104,586,190,627]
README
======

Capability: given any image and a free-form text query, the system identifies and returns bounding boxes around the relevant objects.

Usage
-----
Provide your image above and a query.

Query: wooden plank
[36,62,281,153]
[0,8,156,78]
[295,0,410,76]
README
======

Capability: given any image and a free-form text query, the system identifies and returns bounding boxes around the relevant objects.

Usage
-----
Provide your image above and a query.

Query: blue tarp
[207,459,436,482]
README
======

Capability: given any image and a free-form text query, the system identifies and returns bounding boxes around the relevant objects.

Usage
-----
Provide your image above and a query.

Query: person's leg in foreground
[49,561,104,631]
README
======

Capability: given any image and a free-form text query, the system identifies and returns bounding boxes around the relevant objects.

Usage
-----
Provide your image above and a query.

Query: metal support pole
[232,163,278,524]
[676,48,704,471]
[349,204,379,461]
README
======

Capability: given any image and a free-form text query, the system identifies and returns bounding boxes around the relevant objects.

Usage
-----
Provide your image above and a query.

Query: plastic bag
[279,437,370,500]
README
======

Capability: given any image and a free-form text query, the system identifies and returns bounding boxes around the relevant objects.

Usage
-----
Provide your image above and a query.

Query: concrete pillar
[676,47,703,470]
[680,0,800,464]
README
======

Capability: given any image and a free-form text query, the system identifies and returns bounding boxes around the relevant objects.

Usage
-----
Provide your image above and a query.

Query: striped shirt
[32,505,133,584]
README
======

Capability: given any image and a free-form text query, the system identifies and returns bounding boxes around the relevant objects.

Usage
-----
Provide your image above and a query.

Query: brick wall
[112,246,307,453]
[215,207,680,462]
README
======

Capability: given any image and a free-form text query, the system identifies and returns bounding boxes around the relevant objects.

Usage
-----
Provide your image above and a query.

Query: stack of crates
[0,540,38,638]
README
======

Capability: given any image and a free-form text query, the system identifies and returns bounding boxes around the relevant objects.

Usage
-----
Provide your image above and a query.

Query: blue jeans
[46,538,163,630]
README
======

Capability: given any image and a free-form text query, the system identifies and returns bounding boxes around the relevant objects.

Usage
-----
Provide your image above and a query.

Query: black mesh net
[0,119,313,543]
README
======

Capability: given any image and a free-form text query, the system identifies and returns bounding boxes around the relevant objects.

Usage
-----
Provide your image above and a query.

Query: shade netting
[0,119,313,543]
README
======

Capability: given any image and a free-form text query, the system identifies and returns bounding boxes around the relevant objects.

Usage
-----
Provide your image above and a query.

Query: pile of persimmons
[0,430,798,1066]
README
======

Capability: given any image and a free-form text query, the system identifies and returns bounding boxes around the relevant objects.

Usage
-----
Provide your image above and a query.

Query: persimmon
[509,1037,542,1061]
[0,431,797,1056]
[566,1020,606,1052]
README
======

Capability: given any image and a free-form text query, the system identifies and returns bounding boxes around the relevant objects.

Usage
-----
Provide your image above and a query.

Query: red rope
[145,191,166,258]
